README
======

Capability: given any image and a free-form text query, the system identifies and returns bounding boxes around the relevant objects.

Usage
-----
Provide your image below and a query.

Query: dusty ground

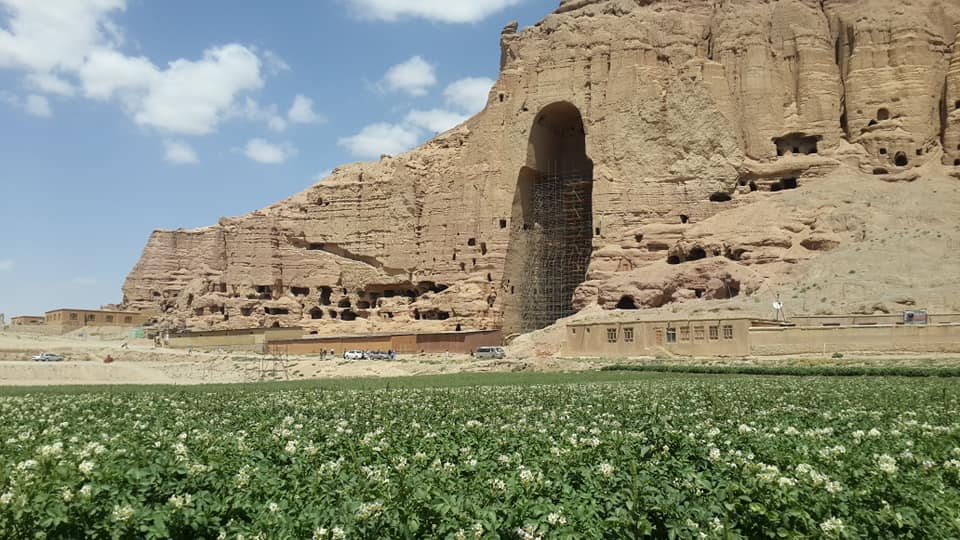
[3,327,960,387]
[0,328,609,386]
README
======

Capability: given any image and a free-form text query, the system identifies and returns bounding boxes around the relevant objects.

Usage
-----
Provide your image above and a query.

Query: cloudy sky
[0,0,557,318]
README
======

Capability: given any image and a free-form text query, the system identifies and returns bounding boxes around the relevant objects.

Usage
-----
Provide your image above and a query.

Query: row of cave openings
[188,282,456,324]
[776,106,934,171]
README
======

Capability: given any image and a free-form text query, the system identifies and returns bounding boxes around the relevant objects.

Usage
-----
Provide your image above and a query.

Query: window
[666,328,677,343]
[679,327,690,342]
[723,325,734,340]
[86,314,96,322]
[70,313,78,320]
[607,328,618,343]
[693,326,705,341]
[124,316,132,323]
[654,328,664,344]
[106,315,114,323]
[709,326,719,340]
[624,327,634,343]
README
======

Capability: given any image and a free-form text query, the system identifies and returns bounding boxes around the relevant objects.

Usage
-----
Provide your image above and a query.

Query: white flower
[168,494,193,510]
[78,460,95,475]
[708,447,721,461]
[820,517,845,536]
[547,511,567,526]
[38,442,64,458]
[356,501,384,520]
[0,492,13,505]
[825,480,842,493]
[312,528,328,540]
[268,502,280,513]
[490,478,506,491]
[16,459,38,471]
[61,488,73,502]
[778,477,796,487]
[867,428,882,438]
[738,424,754,434]
[598,462,615,478]
[284,440,297,454]
[331,527,346,539]
[79,484,92,498]
[111,504,135,522]
[877,454,898,475]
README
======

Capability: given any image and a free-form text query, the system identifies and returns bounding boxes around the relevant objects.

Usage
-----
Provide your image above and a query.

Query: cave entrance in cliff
[502,101,594,335]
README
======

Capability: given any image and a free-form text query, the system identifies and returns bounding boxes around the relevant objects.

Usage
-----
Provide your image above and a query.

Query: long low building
[45,308,152,333]
[166,327,305,352]
[563,311,960,358]
[10,316,45,326]
[267,330,504,356]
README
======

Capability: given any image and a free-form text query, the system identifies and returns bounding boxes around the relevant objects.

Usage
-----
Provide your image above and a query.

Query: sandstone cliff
[123,0,960,336]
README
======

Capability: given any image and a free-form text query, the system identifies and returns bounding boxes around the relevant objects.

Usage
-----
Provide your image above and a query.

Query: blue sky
[0,0,557,319]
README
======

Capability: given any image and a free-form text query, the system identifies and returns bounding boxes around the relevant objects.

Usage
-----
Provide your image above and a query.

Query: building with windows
[10,316,45,326]
[563,312,960,358]
[44,309,151,334]
[565,316,752,357]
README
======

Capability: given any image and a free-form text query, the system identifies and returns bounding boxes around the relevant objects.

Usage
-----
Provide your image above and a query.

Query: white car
[343,350,365,360]
[474,346,506,359]
[32,353,64,362]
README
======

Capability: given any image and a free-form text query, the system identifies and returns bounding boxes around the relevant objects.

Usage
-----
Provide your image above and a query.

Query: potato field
[1,374,959,539]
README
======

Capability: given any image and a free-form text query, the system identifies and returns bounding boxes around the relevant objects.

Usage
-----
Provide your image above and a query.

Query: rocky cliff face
[123,0,960,335]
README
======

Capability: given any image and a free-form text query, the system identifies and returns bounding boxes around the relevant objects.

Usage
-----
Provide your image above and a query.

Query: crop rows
[1,376,959,538]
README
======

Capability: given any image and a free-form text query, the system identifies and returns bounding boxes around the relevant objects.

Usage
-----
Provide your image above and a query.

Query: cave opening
[687,247,707,261]
[501,101,594,334]
[709,192,732,202]
[309,307,323,320]
[877,108,890,121]
[615,296,638,309]
[894,152,908,167]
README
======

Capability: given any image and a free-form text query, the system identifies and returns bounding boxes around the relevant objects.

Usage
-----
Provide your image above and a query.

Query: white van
[474,346,505,359]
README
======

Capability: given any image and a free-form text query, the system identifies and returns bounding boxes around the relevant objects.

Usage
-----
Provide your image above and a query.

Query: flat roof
[11,315,44,319]
[272,329,501,343]
[568,315,753,327]
[169,326,304,338]
[45,308,146,315]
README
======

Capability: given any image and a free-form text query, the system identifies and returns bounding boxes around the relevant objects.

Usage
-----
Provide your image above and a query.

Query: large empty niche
[501,101,594,334]
[615,296,638,309]
[773,133,821,156]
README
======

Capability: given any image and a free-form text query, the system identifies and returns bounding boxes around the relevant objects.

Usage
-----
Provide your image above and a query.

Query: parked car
[474,346,506,359]
[344,350,365,360]
[32,352,64,362]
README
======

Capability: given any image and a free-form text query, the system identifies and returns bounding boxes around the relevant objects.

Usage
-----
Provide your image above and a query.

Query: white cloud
[443,77,493,114]
[232,97,287,132]
[132,44,263,135]
[1,91,51,117]
[344,0,523,23]
[0,259,13,271]
[0,0,126,73]
[0,1,270,136]
[338,122,421,158]
[261,49,290,76]
[244,138,296,164]
[405,108,466,133]
[381,56,436,97]
[164,140,198,164]
[288,94,323,124]
[24,94,51,117]
[26,72,75,96]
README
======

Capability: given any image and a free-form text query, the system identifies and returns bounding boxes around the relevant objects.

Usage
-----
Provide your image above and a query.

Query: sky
[0,0,558,319]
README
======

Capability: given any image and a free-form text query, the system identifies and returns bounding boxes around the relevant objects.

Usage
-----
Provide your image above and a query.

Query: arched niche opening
[502,101,594,334]
[615,296,638,309]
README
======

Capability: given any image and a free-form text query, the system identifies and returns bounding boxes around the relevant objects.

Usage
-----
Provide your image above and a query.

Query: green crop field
[1,373,959,539]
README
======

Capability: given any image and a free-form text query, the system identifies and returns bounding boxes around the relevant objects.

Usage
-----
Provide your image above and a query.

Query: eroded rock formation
[123,0,960,335]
